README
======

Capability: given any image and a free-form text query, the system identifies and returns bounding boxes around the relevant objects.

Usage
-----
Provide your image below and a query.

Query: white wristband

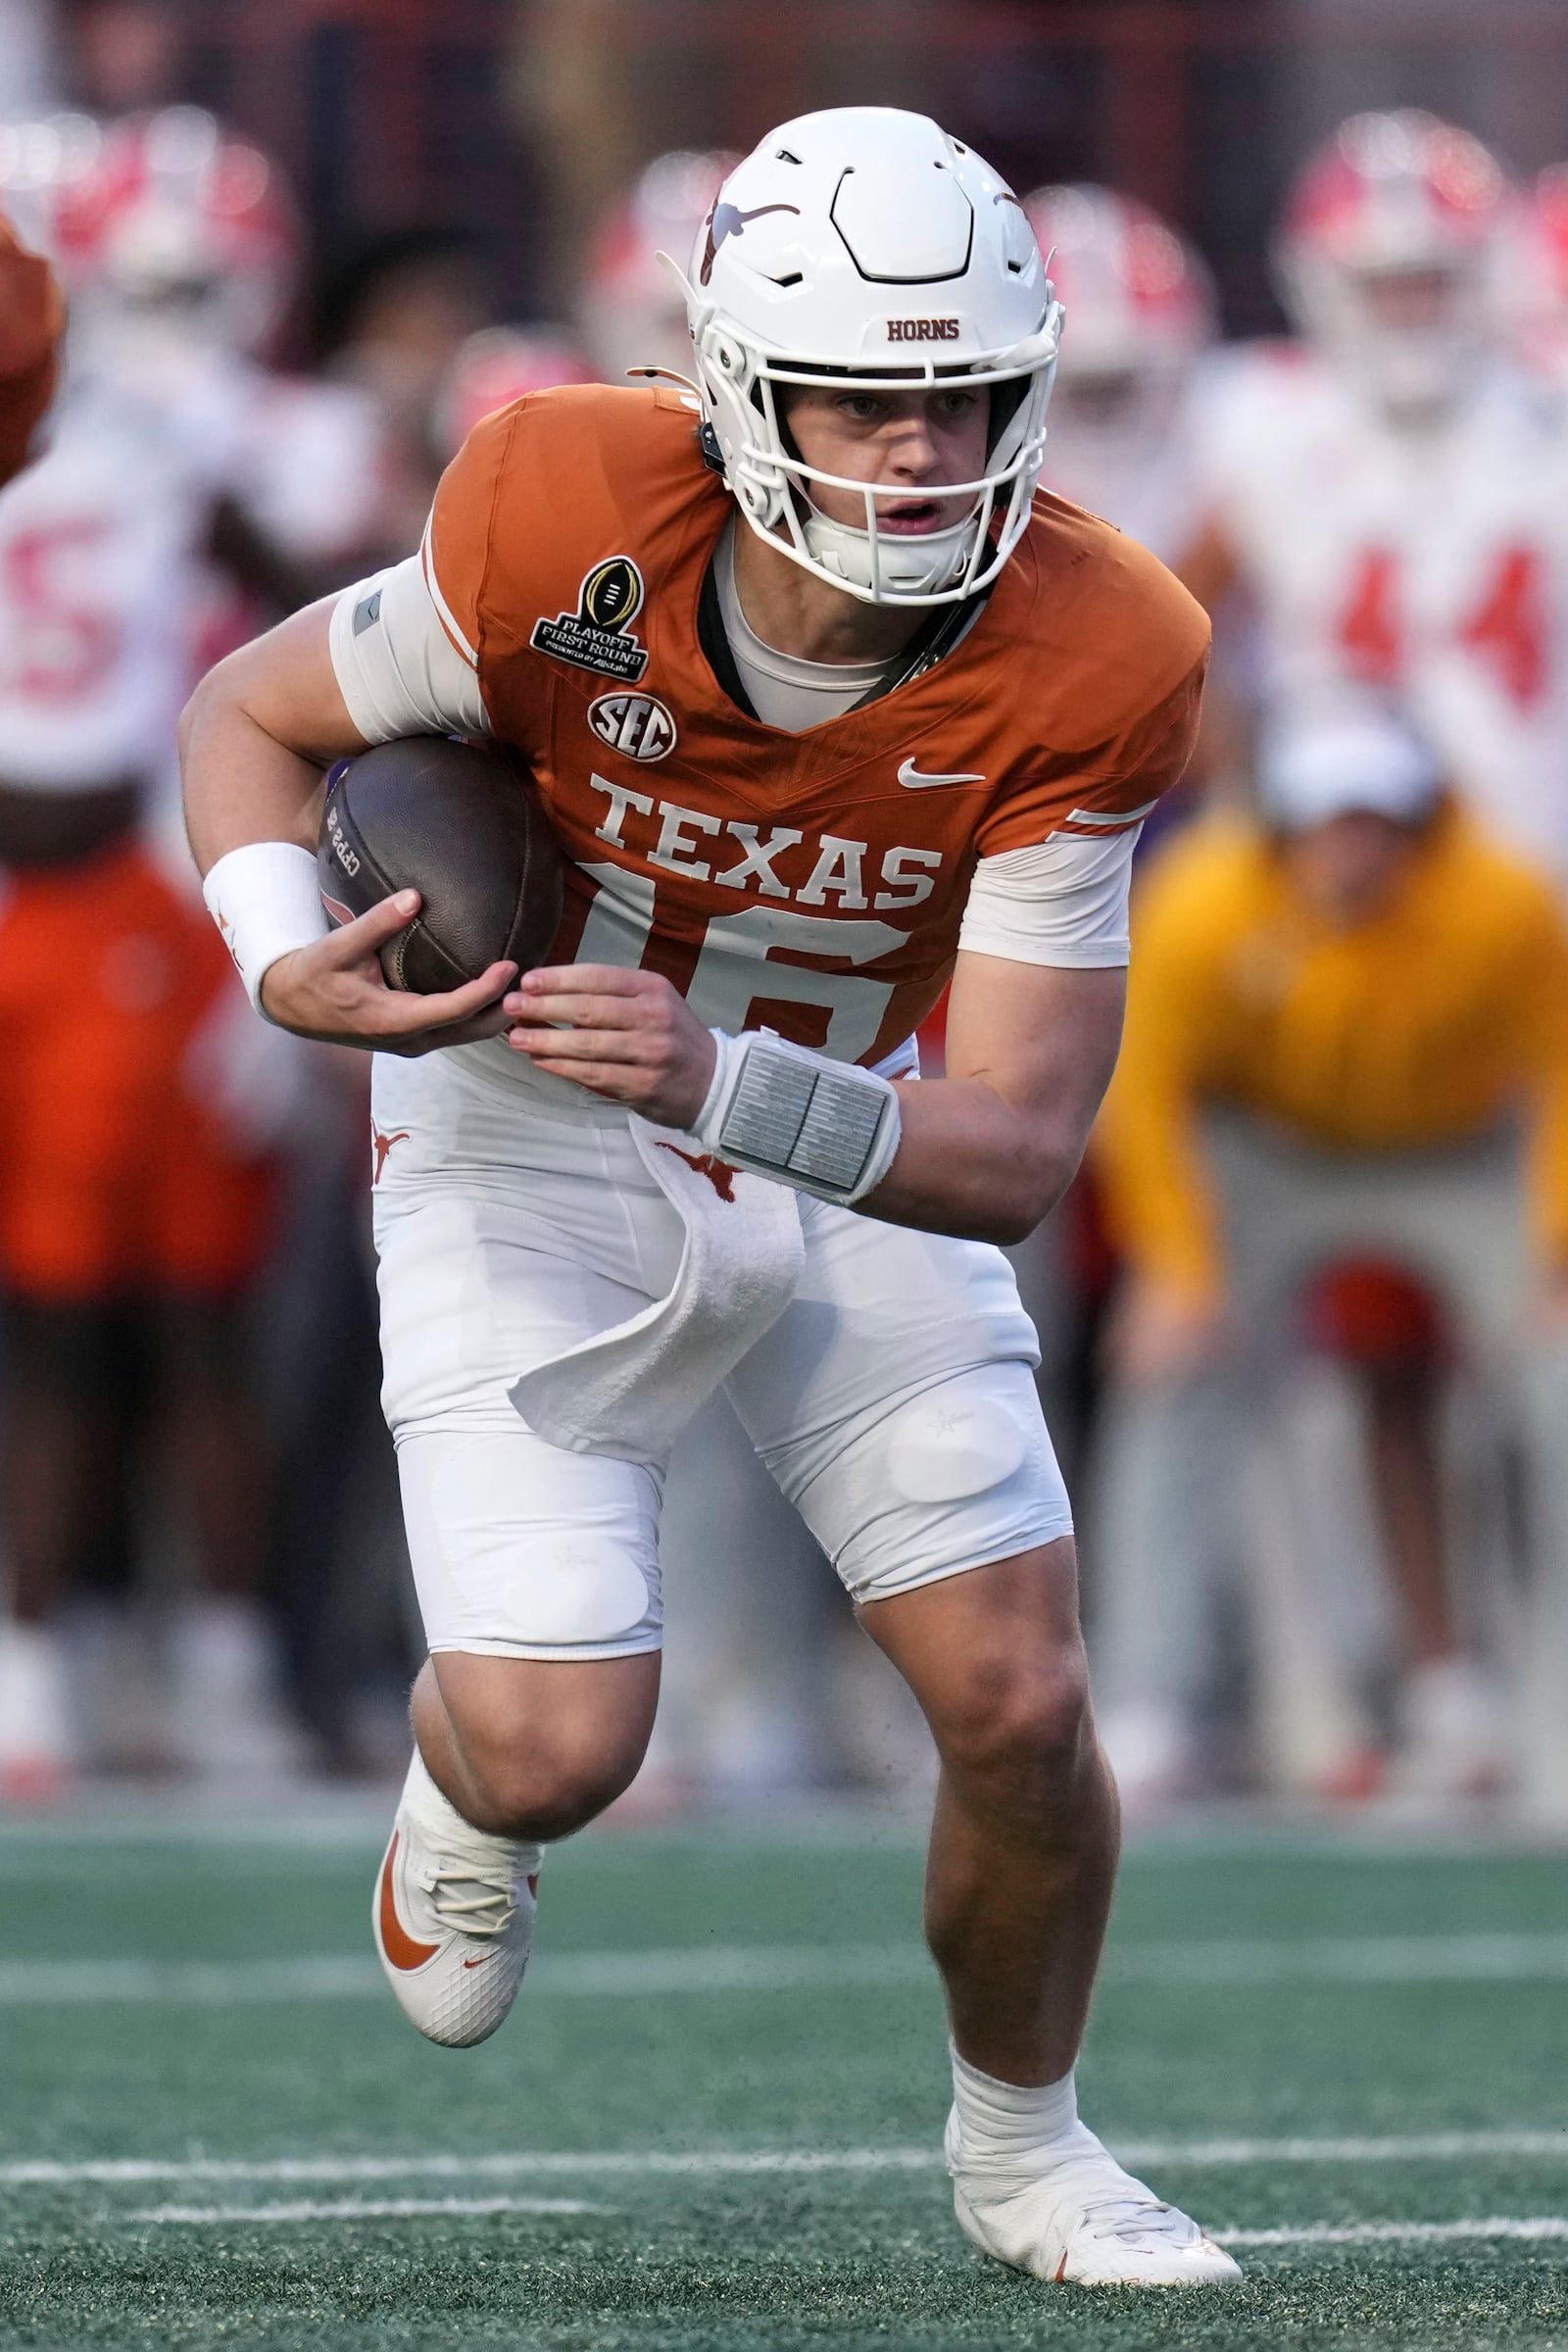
[692,1028,903,1207]
[203,841,330,1017]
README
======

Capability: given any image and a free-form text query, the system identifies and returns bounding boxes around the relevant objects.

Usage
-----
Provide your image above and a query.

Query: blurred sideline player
[1169,111,1568,1794]
[1023,183,1216,565]
[0,111,373,1794]
[1177,111,1568,888]
[185,109,1242,2285]
[1092,706,1568,1816]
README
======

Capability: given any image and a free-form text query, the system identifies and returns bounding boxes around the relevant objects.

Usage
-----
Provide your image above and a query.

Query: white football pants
[370,1044,1071,1661]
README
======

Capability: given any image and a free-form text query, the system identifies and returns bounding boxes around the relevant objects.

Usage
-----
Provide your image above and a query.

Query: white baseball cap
[1257,706,1442,831]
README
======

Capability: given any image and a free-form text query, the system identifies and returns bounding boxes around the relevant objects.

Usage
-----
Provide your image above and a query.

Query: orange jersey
[0,218,64,490]
[425,384,1209,1067]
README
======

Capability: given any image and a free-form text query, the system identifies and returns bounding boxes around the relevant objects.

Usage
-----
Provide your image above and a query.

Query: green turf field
[2,1810,1567,2350]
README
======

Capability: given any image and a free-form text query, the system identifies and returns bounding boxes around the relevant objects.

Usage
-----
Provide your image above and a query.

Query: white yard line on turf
[8,2132,1567,2188]
[128,2197,596,2225]
[1219,2217,1568,2247]
[115,2205,1568,2247]
[6,1931,1568,2007]
[1114,1933,1568,1985]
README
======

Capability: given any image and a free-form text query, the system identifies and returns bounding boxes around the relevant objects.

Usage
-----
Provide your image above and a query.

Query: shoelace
[1075,2190,1190,2250]
[416,1848,520,1942]
[964,2144,1197,2254]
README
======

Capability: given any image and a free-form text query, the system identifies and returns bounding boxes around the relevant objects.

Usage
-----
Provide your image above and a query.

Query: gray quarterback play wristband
[692,1029,903,1206]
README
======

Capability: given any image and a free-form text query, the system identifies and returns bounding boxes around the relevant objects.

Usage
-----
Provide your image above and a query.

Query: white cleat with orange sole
[372,1759,543,2049]
[945,2110,1242,2287]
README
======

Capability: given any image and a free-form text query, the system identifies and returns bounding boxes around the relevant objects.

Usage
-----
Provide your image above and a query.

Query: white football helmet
[674,107,1060,606]
[1275,111,1510,419]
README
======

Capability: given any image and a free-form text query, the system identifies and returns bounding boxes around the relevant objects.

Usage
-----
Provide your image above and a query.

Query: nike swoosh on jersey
[378,1832,440,1971]
[898,758,986,789]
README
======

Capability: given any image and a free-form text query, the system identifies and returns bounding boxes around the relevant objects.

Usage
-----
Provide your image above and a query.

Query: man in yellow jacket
[1092,705,1568,1820]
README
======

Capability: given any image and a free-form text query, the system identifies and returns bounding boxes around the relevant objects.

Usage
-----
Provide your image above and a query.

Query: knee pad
[883,1382,1031,1503]
[792,1361,1073,1608]
[398,1425,663,1659]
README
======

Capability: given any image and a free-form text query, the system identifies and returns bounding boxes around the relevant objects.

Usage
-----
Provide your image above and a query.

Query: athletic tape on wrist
[692,1029,902,1206]
[202,840,330,1017]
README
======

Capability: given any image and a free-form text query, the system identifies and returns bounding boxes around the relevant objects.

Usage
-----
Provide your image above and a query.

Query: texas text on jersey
[412,383,1207,1069]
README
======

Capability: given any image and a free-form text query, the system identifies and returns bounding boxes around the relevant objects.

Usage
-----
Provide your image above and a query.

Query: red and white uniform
[0,368,226,790]
[1190,343,1568,882]
[0,363,280,1301]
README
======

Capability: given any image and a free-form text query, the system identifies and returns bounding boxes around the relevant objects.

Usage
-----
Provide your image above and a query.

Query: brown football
[318,736,564,993]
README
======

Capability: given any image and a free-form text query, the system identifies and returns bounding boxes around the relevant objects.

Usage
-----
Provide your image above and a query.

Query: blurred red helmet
[1510,166,1568,373]
[434,324,596,458]
[1021,183,1214,381]
[0,111,104,257]
[1275,111,1511,414]
[580,147,739,386]
[54,106,299,361]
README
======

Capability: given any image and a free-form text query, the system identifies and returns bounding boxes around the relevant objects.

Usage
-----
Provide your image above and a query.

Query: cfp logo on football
[588,692,677,762]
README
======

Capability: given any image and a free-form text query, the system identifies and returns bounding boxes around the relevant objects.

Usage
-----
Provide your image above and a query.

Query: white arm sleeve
[327,552,490,745]
[956,825,1142,969]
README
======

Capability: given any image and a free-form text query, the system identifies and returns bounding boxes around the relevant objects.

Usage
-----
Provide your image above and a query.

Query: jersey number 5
[0,518,120,701]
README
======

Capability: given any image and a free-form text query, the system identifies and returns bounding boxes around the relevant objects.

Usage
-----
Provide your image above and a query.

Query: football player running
[181,109,1237,2289]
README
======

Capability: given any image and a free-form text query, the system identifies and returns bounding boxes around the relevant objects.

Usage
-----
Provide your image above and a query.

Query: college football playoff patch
[530,556,650,683]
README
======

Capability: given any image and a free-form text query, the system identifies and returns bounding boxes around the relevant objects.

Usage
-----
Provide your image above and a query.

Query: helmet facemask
[681,293,1059,605]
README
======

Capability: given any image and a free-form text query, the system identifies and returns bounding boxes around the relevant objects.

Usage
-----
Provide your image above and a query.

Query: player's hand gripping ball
[318,736,564,990]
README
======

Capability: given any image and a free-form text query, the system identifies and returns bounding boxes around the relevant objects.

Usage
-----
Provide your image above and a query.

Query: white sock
[402,1746,544,1870]
[949,2044,1098,2176]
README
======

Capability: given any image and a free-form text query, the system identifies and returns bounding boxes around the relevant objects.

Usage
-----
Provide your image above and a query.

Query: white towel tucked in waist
[508,1114,805,1463]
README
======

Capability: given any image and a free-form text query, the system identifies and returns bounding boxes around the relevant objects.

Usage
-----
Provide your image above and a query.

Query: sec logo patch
[588,692,677,762]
